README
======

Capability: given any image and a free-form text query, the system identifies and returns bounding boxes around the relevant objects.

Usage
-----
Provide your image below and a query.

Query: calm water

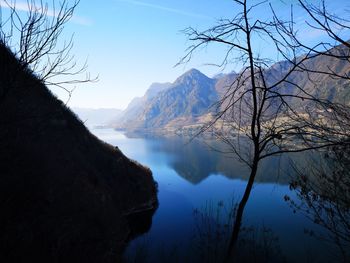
[92,128,343,263]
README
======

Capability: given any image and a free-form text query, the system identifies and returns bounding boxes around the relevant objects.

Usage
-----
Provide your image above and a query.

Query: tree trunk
[225,158,259,262]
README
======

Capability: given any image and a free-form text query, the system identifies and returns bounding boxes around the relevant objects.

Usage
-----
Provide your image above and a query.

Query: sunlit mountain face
[113,47,350,134]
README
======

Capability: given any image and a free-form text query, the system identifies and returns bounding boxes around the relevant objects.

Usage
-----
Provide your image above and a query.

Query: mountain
[141,69,217,128]
[145,82,172,99]
[0,43,157,263]
[287,45,350,106]
[72,107,122,127]
[113,81,172,128]
[114,69,218,132]
[113,44,350,134]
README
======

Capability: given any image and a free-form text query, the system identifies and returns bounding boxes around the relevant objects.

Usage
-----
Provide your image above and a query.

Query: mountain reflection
[135,134,296,185]
[112,130,347,262]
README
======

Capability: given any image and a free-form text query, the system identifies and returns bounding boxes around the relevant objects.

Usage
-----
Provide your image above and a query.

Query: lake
[92,128,347,263]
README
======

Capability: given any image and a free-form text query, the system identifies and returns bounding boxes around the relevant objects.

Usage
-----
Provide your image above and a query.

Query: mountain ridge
[113,46,350,134]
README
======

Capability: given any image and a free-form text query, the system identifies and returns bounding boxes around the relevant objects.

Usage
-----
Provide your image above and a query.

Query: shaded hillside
[0,44,158,263]
[113,44,350,133]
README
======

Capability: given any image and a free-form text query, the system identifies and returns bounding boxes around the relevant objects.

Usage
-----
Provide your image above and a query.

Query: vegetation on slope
[0,43,158,263]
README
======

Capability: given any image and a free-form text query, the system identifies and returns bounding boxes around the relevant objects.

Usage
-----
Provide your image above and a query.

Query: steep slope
[0,44,157,263]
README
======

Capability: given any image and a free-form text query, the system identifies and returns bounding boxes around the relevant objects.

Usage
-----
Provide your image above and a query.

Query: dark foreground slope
[0,44,157,263]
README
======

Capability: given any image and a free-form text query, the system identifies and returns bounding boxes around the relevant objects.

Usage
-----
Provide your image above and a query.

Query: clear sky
[1,0,348,109]
[59,0,236,109]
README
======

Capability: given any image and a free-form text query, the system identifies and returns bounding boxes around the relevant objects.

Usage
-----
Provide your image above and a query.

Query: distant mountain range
[112,45,350,134]
[72,107,122,127]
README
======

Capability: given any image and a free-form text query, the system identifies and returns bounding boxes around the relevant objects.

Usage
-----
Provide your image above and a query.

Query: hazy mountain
[113,82,172,128]
[145,82,172,99]
[72,107,122,127]
[212,72,226,79]
[113,44,350,133]
[213,71,237,80]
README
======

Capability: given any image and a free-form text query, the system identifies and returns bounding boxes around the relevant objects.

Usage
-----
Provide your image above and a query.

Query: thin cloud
[117,0,211,20]
[71,16,93,26]
[0,0,92,26]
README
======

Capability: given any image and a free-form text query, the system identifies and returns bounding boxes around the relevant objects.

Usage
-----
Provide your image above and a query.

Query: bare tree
[287,143,350,262]
[179,0,350,261]
[0,0,95,100]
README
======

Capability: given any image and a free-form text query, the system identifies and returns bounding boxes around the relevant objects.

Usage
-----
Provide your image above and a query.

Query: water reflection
[148,136,293,185]
[191,201,288,263]
[92,129,344,263]
[126,200,287,263]
[287,146,350,262]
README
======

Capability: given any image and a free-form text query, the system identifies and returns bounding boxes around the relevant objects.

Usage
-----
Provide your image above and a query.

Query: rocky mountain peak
[174,68,211,85]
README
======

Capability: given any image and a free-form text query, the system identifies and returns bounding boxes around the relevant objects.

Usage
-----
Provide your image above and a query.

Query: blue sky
[62,0,235,109]
[1,0,348,109]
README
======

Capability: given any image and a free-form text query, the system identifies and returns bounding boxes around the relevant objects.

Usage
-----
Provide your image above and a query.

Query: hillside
[113,45,350,134]
[0,43,158,263]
